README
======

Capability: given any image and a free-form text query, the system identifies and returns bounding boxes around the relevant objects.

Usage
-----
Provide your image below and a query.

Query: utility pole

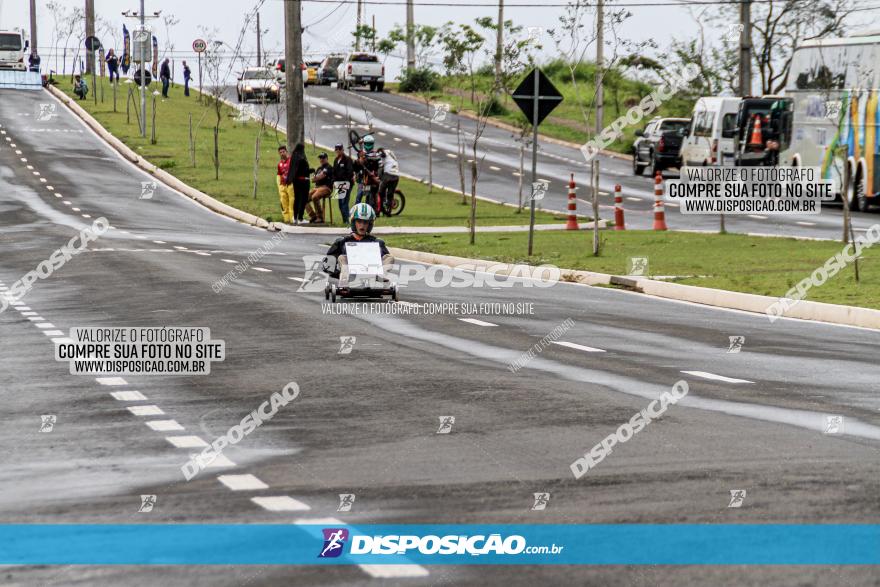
[592,0,604,255]
[29,0,37,59]
[406,0,415,71]
[85,0,96,74]
[256,11,262,67]
[284,0,305,146]
[355,0,363,51]
[494,0,503,94]
[372,15,376,52]
[739,0,752,98]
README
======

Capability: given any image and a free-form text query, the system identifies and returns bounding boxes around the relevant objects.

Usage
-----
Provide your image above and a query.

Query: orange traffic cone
[653,171,668,231]
[566,173,579,230]
[614,184,625,230]
[748,115,764,148]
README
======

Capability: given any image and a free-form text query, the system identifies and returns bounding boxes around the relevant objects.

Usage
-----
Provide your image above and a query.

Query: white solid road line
[111,390,148,401]
[127,405,165,416]
[681,370,753,384]
[166,435,210,449]
[251,496,311,511]
[218,474,269,491]
[458,318,498,327]
[96,377,128,386]
[550,340,606,353]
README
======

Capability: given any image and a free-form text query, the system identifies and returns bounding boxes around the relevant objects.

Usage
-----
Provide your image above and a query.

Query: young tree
[202,38,226,181]
[439,23,485,106]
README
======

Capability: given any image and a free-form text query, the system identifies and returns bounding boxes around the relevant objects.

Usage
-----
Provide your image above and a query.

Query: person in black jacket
[160,58,171,98]
[106,49,119,82]
[332,143,355,223]
[285,143,312,224]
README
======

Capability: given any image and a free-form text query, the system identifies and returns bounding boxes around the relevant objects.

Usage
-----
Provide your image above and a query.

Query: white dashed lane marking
[458,318,497,327]
[146,420,185,432]
[796,221,817,227]
[127,405,165,416]
[165,435,210,449]
[96,377,128,386]
[111,390,148,401]
[681,370,753,384]
[218,474,269,491]
[550,341,606,353]
[251,496,311,511]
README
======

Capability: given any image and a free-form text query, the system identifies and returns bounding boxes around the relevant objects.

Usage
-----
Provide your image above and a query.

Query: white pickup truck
[336,53,384,92]
[0,30,27,71]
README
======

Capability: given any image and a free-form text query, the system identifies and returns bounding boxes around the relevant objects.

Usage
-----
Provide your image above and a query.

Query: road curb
[388,246,880,330]
[47,85,270,230]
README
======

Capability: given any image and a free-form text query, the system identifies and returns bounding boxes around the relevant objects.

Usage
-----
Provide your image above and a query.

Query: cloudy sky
[0,0,710,80]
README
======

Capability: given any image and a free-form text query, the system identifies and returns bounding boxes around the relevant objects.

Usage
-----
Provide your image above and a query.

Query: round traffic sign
[85,36,102,51]
[133,68,153,85]
[193,39,207,53]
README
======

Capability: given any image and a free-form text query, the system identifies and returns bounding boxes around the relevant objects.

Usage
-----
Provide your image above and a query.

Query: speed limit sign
[192,38,207,53]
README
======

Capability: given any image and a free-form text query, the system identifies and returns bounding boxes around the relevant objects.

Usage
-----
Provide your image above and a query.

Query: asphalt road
[1,87,879,586]
[232,84,880,240]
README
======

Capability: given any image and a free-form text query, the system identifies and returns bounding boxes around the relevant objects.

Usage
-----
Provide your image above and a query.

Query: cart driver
[323,203,393,282]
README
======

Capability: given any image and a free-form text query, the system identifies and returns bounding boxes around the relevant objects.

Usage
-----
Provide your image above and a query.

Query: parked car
[305,61,320,85]
[317,55,344,85]
[632,117,690,176]
[680,96,741,167]
[270,58,310,88]
[336,53,384,91]
[237,67,281,103]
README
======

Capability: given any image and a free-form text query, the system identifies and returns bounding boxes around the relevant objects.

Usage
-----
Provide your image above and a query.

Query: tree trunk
[213,126,220,180]
[470,155,478,246]
[457,120,466,205]
[189,114,196,167]
[253,122,264,199]
[517,140,524,210]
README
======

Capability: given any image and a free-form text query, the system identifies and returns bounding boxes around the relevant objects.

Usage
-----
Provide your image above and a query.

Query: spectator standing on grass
[183,61,191,97]
[73,75,88,100]
[276,145,293,224]
[160,58,171,98]
[332,143,354,223]
[106,49,119,82]
[286,143,312,225]
[306,153,333,224]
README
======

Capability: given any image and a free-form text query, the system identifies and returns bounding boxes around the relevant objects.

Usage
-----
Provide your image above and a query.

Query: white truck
[336,53,384,92]
[0,30,27,71]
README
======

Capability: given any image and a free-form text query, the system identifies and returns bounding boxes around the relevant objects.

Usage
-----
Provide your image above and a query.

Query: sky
[0,0,705,80]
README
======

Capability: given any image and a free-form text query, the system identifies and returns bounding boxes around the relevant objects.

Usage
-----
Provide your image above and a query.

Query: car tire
[632,154,644,176]
[237,91,242,102]
[376,82,385,92]
[369,82,377,92]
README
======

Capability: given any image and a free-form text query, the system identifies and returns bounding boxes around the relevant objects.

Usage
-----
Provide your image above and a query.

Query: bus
[780,30,880,211]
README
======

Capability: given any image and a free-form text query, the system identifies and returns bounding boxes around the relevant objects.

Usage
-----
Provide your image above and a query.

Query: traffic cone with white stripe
[566,173,579,230]
[653,171,668,231]
[613,184,625,231]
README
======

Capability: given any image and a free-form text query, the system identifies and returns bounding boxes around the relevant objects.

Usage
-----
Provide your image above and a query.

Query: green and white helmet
[362,134,375,151]
[350,202,376,233]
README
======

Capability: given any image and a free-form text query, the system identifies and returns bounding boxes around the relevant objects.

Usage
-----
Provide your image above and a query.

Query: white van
[680,97,741,166]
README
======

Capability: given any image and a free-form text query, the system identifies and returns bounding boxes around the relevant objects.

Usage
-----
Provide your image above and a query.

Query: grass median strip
[385,230,880,310]
[60,79,561,228]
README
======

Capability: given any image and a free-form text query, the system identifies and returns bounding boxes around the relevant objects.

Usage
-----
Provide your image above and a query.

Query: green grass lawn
[391,60,696,155]
[60,78,561,228]
[386,230,880,309]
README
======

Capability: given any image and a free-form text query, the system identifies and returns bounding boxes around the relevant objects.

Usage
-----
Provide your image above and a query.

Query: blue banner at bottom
[0,524,878,565]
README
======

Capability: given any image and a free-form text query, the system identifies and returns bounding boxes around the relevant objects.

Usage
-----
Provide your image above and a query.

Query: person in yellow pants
[276,145,293,224]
